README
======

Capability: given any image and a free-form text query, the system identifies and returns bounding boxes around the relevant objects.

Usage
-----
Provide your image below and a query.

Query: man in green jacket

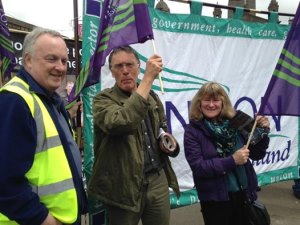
[88,45,180,225]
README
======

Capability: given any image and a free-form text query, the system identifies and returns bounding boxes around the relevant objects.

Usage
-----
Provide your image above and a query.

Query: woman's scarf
[204,119,238,157]
[204,119,249,190]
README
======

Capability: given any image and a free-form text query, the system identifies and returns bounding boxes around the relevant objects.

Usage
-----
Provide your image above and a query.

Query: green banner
[150,8,289,40]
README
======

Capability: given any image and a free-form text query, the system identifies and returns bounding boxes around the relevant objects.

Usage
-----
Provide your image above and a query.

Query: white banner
[86,8,298,208]
[100,25,298,193]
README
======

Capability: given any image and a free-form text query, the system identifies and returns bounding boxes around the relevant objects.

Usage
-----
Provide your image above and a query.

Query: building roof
[7,16,36,32]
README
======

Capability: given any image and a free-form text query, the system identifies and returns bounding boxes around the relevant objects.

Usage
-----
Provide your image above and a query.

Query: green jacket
[88,84,180,212]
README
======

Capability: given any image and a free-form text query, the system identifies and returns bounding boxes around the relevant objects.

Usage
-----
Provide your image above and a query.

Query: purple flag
[90,0,153,81]
[259,3,300,116]
[0,1,16,80]
[68,0,153,103]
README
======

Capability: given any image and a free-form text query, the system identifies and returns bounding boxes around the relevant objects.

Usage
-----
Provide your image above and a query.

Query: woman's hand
[256,115,270,129]
[232,146,250,165]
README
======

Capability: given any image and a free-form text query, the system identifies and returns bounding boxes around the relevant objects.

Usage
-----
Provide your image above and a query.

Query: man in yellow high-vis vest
[0,28,87,225]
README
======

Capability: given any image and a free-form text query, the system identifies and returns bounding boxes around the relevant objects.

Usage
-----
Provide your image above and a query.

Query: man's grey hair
[22,27,64,64]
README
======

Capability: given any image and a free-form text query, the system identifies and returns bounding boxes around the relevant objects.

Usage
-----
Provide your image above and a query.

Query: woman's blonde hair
[189,82,235,121]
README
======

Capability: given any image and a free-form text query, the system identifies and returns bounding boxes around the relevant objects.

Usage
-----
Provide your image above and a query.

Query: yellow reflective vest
[0,76,78,224]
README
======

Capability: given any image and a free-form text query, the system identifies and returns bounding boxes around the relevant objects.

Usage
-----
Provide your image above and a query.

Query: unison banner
[83,5,295,214]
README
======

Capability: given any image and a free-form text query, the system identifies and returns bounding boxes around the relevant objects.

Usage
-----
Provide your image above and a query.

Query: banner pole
[0,60,3,87]
[151,39,165,94]
[73,0,83,150]
[245,119,258,149]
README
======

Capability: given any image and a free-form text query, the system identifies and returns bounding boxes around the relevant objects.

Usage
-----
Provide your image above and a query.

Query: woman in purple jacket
[184,82,270,225]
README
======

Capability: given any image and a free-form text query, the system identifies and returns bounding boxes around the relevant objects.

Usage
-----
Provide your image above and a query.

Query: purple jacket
[184,120,269,202]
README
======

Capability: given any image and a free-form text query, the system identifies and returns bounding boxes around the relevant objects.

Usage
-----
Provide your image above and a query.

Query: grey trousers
[107,169,170,225]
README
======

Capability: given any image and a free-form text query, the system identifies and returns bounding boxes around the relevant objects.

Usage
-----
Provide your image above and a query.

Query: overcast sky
[2,0,299,38]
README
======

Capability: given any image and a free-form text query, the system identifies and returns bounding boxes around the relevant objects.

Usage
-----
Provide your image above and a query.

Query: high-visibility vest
[0,77,78,224]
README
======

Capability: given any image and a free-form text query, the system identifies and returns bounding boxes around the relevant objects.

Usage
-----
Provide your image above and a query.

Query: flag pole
[0,59,3,87]
[245,119,258,149]
[0,73,3,87]
[73,0,80,78]
[151,40,165,94]
[73,0,82,149]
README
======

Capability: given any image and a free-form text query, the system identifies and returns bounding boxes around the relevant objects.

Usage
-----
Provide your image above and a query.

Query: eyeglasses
[111,62,139,71]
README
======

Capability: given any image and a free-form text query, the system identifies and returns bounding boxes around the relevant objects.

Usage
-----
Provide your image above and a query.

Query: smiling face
[200,94,223,121]
[110,51,140,94]
[24,33,68,92]
[189,82,235,122]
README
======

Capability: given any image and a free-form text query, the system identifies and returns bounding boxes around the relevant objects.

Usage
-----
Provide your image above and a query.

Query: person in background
[88,45,180,225]
[0,27,87,225]
[56,80,82,120]
[184,82,270,225]
[67,100,83,120]
[293,178,300,198]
